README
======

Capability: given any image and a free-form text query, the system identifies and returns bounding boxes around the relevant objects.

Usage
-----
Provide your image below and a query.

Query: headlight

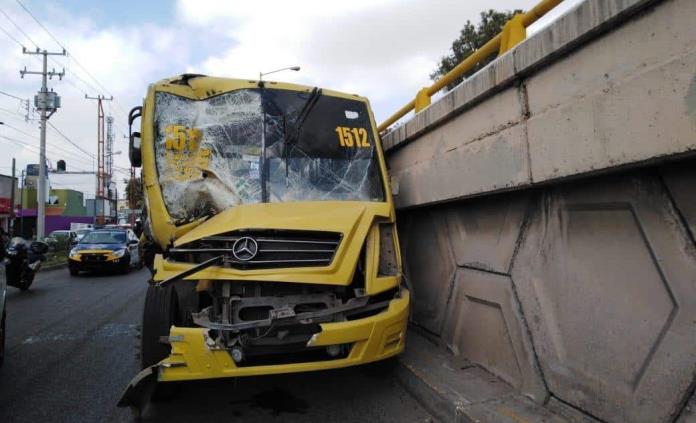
[69,248,79,258]
[112,248,126,258]
[378,223,399,276]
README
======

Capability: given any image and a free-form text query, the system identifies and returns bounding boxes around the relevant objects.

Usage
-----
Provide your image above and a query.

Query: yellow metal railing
[378,0,563,133]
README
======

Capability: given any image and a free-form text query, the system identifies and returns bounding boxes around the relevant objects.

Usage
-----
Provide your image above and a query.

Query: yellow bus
[119,74,409,410]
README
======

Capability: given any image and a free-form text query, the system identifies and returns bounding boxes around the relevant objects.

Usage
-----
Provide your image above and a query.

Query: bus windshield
[153,88,384,222]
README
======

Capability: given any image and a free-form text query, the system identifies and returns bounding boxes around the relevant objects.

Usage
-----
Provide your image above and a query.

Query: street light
[259,66,301,81]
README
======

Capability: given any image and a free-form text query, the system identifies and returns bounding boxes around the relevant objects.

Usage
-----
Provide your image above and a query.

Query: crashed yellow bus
[119,74,409,411]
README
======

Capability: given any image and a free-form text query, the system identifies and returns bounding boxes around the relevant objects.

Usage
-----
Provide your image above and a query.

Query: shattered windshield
[154,88,385,222]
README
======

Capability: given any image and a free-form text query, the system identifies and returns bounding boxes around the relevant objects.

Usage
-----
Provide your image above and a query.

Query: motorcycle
[4,237,48,291]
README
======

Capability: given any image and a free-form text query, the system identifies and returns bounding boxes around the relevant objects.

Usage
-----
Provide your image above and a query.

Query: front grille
[82,253,107,262]
[168,229,342,270]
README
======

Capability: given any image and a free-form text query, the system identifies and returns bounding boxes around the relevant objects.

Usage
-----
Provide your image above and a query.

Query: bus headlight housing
[378,223,399,276]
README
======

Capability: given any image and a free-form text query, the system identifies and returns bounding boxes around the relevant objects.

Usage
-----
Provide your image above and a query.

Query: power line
[15,0,116,101]
[1,121,34,138]
[46,121,96,159]
[0,7,37,48]
[0,21,24,48]
[0,132,94,168]
[0,89,25,101]
[0,105,26,118]
[14,0,131,138]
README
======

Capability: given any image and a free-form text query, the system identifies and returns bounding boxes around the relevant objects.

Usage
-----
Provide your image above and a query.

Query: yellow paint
[414,87,431,112]
[158,289,409,382]
[140,75,395,250]
[335,126,369,147]
[68,249,123,262]
[136,74,405,381]
[499,14,527,54]
[152,201,399,289]
[378,0,563,132]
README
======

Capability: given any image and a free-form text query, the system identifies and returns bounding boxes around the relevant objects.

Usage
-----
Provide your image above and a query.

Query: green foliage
[431,9,522,91]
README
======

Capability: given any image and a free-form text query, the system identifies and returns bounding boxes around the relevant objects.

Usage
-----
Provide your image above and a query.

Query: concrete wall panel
[442,268,546,402]
[527,50,696,182]
[511,173,696,422]
[661,161,696,243]
[390,124,529,209]
[443,192,530,273]
[398,208,455,335]
[388,87,522,172]
[384,0,696,209]
[524,0,696,116]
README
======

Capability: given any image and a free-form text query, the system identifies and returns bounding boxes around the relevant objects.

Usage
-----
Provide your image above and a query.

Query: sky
[0,0,582,200]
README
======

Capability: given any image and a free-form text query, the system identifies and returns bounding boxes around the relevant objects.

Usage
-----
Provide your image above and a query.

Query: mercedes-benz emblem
[232,237,258,261]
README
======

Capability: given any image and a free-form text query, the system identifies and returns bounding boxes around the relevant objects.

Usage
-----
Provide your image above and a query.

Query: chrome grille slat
[258,249,335,253]
[169,229,342,269]
[255,239,339,245]
[242,258,331,264]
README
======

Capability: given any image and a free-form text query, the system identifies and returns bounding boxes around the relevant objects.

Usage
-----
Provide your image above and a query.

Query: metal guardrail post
[377,0,563,133]
[499,14,527,54]
[415,88,432,112]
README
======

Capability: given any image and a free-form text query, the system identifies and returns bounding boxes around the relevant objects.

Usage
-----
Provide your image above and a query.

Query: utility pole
[106,116,115,223]
[85,94,112,225]
[20,47,66,239]
[10,158,15,235]
[19,169,24,237]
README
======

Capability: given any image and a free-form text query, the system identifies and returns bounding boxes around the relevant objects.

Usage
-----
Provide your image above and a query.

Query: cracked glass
[154,88,384,222]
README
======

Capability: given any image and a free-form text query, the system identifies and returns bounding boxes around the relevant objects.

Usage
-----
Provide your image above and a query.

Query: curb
[395,329,574,423]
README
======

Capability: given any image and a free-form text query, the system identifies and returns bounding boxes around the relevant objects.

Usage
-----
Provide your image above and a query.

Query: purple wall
[16,209,94,234]
[45,216,94,233]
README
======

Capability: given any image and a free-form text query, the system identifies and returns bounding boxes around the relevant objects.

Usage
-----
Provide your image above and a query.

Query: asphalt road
[0,267,433,423]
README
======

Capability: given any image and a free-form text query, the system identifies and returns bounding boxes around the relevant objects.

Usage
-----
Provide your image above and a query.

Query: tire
[0,307,5,367]
[19,272,33,291]
[69,266,79,276]
[120,257,131,275]
[141,283,178,369]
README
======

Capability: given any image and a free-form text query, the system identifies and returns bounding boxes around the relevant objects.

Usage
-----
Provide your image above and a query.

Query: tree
[431,9,522,91]
[125,177,144,210]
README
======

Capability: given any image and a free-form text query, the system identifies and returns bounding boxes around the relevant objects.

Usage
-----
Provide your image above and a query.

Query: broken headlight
[378,223,399,276]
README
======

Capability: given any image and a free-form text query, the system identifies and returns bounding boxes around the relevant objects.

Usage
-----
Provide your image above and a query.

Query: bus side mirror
[129,106,143,168]
[129,131,141,167]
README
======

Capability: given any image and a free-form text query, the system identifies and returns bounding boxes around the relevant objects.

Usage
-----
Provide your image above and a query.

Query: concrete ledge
[383,0,657,152]
[397,329,581,423]
[386,0,696,209]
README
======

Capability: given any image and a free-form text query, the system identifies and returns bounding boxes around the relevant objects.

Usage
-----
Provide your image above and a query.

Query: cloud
[175,0,574,124]
[0,0,582,199]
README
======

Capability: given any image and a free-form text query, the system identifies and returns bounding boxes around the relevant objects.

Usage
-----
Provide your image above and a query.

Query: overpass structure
[383,0,696,422]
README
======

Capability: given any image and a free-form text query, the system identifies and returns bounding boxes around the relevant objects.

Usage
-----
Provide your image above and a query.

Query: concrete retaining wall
[398,161,696,422]
[386,0,696,421]
[385,0,696,209]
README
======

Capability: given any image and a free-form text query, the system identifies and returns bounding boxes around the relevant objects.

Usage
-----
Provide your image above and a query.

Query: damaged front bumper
[118,288,408,409]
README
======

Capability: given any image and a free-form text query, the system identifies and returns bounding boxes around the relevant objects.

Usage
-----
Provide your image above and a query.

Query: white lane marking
[21,323,138,345]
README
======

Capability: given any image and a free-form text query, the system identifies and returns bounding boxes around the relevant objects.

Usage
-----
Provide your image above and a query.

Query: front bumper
[69,255,128,270]
[162,288,408,382]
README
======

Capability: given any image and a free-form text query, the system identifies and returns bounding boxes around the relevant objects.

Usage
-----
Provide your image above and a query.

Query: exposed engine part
[192,295,374,332]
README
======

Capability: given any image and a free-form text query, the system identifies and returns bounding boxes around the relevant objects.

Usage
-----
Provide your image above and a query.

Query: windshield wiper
[287,87,322,145]
[283,87,322,181]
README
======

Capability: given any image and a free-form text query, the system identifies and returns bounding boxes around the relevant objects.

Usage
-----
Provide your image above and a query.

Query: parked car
[68,228,141,275]
[45,230,77,251]
[74,228,93,242]
[0,244,5,366]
